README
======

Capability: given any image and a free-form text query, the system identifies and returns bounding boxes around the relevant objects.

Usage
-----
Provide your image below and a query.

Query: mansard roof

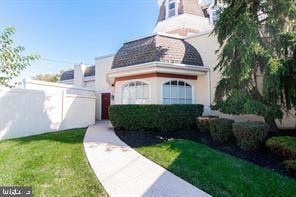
[84,65,96,77]
[112,34,204,69]
[60,65,95,81]
[157,0,205,22]
[60,70,74,81]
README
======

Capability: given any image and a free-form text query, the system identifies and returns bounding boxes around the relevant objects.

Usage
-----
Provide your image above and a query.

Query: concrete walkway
[84,121,210,197]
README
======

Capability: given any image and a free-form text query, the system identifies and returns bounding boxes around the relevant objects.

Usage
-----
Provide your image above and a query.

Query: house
[59,0,296,129]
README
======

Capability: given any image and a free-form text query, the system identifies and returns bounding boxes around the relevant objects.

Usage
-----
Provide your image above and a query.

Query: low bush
[266,136,296,159]
[284,160,296,175]
[233,122,269,151]
[196,116,219,132]
[109,104,204,132]
[209,118,234,143]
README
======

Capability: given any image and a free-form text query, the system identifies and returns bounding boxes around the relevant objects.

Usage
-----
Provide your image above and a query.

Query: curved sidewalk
[84,121,210,197]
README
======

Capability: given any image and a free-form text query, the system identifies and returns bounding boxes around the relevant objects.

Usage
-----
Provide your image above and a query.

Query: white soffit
[106,62,209,84]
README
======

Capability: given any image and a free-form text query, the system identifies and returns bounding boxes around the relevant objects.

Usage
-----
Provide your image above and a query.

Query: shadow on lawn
[10,128,86,145]
[116,129,296,196]
[140,140,296,197]
[116,129,291,176]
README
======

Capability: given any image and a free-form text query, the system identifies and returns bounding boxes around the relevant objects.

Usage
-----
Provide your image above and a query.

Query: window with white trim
[167,0,177,18]
[122,81,150,104]
[211,9,219,24]
[162,80,192,104]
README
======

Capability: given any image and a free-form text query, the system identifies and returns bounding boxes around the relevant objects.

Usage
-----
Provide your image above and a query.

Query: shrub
[232,121,269,151]
[196,116,219,132]
[109,104,204,132]
[266,136,296,159]
[209,118,234,143]
[284,160,296,175]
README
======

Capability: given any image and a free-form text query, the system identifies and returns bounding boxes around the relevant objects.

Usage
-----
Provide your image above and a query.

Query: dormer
[155,0,212,37]
[166,0,179,18]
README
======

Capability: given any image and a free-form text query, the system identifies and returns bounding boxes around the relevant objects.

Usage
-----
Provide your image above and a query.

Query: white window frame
[210,8,219,24]
[166,0,179,19]
[208,2,223,25]
[121,80,151,104]
[161,79,195,104]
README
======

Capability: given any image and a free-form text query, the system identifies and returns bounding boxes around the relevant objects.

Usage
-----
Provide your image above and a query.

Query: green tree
[32,70,64,83]
[212,0,296,130]
[0,27,39,87]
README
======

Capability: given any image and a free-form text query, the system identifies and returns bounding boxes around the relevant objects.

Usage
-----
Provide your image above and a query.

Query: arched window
[122,81,150,104]
[167,0,177,18]
[162,80,192,104]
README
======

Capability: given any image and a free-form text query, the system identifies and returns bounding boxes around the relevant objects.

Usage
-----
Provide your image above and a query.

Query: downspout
[207,67,212,115]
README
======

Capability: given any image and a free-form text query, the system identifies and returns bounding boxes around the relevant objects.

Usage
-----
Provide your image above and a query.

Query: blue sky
[0,0,158,79]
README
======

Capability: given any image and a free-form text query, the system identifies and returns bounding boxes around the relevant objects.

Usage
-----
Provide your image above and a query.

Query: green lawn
[136,139,296,197]
[0,129,107,196]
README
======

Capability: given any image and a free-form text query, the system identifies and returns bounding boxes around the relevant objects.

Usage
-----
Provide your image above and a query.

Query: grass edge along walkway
[136,139,296,197]
[0,128,107,196]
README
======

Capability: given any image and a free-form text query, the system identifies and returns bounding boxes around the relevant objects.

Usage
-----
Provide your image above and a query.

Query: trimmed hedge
[196,116,219,132]
[109,104,204,132]
[209,118,234,143]
[266,136,296,159]
[233,122,269,151]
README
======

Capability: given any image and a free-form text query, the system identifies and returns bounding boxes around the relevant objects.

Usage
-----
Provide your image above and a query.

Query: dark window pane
[169,2,175,10]
[136,81,142,86]
[171,80,177,85]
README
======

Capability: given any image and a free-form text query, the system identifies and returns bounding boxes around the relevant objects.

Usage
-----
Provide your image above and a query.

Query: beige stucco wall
[95,55,114,92]
[155,14,212,35]
[186,32,296,129]
[95,55,114,120]
[186,32,220,103]
[186,33,221,116]
[196,74,211,115]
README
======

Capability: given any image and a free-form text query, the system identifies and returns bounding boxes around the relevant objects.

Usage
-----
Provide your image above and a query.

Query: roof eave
[106,61,209,85]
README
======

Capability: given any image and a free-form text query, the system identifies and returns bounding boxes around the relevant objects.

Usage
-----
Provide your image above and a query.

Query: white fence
[0,80,96,140]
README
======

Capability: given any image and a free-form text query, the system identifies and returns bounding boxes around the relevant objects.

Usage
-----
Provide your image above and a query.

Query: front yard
[136,139,296,196]
[0,129,107,196]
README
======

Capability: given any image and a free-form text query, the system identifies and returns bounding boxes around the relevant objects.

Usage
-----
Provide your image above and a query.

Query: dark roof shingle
[112,34,204,69]
[84,65,95,77]
[60,65,95,81]
[60,70,74,81]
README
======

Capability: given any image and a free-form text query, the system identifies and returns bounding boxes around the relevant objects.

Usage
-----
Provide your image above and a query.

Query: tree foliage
[32,70,63,83]
[212,0,296,129]
[0,27,39,87]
